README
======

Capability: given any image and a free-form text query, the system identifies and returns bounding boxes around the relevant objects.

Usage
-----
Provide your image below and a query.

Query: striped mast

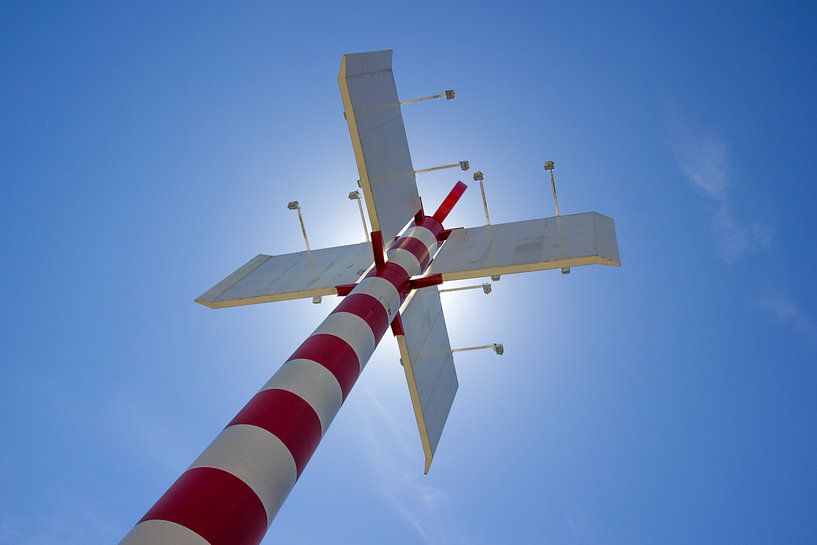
[120,182,467,545]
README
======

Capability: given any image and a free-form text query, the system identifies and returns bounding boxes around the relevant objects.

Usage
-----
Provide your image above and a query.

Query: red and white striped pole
[119,182,467,545]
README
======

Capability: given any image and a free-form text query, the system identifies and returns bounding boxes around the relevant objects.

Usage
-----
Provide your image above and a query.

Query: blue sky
[2,2,816,544]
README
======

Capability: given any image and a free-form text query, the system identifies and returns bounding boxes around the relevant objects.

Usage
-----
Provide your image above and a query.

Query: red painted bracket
[335,284,357,296]
[390,313,405,336]
[408,274,444,291]
[432,181,467,224]
[371,231,386,270]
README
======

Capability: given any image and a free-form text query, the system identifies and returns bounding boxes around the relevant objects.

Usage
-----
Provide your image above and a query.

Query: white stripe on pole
[120,520,210,545]
[311,312,377,366]
[354,276,401,320]
[189,424,297,523]
[387,247,422,277]
[261,359,343,434]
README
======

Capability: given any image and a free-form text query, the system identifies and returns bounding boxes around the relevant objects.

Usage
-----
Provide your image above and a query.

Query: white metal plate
[427,212,621,281]
[395,286,458,474]
[196,243,373,308]
[339,50,421,244]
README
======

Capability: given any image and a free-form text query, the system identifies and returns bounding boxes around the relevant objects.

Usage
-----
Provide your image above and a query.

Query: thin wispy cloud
[360,386,476,545]
[669,120,772,262]
[756,287,817,344]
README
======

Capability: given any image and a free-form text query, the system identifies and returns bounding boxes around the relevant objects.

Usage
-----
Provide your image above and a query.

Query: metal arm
[348,191,370,241]
[287,201,311,253]
[472,171,491,225]
[415,160,470,174]
[399,89,455,105]
[439,283,491,294]
[451,343,504,355]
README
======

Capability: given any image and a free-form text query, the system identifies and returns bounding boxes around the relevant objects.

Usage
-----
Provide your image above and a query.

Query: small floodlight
[472,171,484,181]
[445,89,456,100]
[561,267,571,275]
[544,160,555,171]
[312,296,322,304]
[459,160,470,171]
[490,274,501,281]
[492,343,504,355]
[287,201,300,210]
[348,191,361,200]
[482,283,492,294]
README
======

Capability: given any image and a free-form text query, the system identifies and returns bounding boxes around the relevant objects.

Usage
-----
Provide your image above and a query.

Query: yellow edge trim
[396,334,434,474]
[195,286,338,309]
[338,56,381,234]
[438,256,621,282]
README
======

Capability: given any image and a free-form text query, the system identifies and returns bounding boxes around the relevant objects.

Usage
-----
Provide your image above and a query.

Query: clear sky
[2,2,816,544]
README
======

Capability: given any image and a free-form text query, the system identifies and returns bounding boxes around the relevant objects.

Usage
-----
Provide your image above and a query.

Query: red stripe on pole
[432,181,468,224]
[141,466,267,545]
[417,216,444,239]
[393,236,430,269]
[368,262,411,297]
[288,334,360,399]
[333,293,389,341]
[229,389,322,477]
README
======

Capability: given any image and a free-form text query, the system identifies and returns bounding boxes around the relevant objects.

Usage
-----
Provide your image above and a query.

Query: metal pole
[415,161,469,175]
[415,163,459,174]
[399,90,454,106]
[119,183,469,545]
[296,207,311,252]
[479,179,491,225]
[451,344,495,353]
[354,196,369,241]
[544,161,560,217]
[400,94,443,105]
[473,171,491,225]
[451,343,503,355]
[439,283,491,294]
[549,169,560,216]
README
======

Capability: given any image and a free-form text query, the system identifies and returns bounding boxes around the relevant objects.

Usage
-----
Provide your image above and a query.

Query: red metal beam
[432,181,468,224]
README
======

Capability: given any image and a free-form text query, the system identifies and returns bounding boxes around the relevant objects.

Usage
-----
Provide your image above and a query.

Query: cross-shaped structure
[119,50,620,545]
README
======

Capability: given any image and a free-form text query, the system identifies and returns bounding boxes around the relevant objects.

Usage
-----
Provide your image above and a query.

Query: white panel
[397,287,458,474]
[190,424,297,523]
[262,358,343,434]
[427,212,621,280]
[196,242,372,308]
[311,312,377,368]
[120,520,209,545]
[339,50,421,243]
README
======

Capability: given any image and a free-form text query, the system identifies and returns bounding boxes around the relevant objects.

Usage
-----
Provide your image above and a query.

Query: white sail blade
[427,212,621,281]
[339,50,421,245]
[395,286,458,474]
[196,243,373,309]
